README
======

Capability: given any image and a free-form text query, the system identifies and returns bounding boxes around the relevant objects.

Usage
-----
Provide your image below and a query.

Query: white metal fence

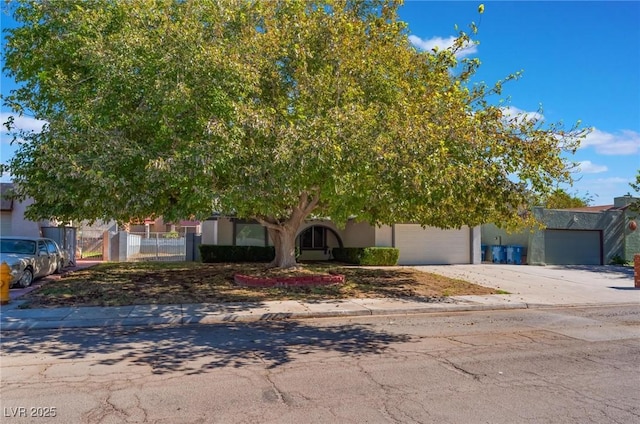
[126,232,187,261]
[77,228,105,260]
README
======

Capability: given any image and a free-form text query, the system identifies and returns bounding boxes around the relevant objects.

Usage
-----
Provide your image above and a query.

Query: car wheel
[55,259,64,274]
[18,268,34,288]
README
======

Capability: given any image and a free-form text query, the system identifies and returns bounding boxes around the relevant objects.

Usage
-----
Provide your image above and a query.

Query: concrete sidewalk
[0,295,528,331]
[1,264,637,331]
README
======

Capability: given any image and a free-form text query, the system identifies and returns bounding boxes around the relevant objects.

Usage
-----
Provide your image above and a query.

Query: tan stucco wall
[481,223,530,262]
[375,225,393,247]
[217,218,234,245]
[471,226,482,264]
[201,220,218,245]
[0,197,41,237]
[481,223,530,248]
[342,220,375,247]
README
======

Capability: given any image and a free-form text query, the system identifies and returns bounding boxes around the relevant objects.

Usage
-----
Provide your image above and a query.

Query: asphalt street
[1,304,639,423]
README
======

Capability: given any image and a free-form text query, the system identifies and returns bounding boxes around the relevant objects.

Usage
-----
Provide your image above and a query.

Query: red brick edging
[234,273,345,288]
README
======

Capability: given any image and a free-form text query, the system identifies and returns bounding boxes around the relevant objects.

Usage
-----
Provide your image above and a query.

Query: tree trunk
[257,192,320,269]
[268,226,298,269]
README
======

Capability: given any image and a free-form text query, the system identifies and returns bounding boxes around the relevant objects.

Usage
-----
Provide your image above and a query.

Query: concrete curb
[4,299,637,332]
[0,300,530,331]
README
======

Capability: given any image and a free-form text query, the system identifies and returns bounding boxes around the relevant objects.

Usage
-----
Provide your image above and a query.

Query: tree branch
[303,193,320,216]
[254,216,282,231]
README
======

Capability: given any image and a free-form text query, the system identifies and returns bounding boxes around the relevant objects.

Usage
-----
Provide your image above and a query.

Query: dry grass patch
[20,262,497,308]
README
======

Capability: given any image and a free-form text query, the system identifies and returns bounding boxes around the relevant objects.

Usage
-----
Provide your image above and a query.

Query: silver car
[0,237,67,288]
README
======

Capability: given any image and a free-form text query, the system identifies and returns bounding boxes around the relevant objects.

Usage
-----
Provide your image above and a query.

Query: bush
[609,255,630,266]
[199,245,275,263]
[332,247,399,266]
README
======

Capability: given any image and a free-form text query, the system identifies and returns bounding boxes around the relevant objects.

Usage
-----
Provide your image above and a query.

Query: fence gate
[127,231,187,262]
[77,228,105,260]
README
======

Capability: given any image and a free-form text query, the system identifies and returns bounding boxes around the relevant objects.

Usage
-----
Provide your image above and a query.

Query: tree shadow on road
[0,321,411,375]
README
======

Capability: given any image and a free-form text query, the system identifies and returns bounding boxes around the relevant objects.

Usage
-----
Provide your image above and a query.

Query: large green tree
[3,0,584,267]
[541,188,590,209]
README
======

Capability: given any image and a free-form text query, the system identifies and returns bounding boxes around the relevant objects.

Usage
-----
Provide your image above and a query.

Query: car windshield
[0,239,37,255]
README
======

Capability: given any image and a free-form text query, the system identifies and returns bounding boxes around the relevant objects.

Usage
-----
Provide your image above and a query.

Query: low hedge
[199,245,275,263]
[332,247,399,266]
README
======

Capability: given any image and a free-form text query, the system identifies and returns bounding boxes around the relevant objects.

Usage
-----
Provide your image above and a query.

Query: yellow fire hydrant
[0,261,11,305]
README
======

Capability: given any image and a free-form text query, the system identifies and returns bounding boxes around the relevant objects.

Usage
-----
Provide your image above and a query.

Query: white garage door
[394,225,471,265]
[544,229,602,265]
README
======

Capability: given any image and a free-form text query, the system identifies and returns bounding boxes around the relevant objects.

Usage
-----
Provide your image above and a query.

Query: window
[300,226,326,249]
[234,223,267,246]
[0,240,35,254]
[38,241,48,255]
[45,240,59,255]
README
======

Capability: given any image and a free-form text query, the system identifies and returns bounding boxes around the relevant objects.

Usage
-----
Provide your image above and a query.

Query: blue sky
[399,1,640,204]
[1,1,639,204]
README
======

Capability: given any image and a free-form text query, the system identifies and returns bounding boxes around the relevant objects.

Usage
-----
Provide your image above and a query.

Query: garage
[394,224,471,265]
[544,229,602,265]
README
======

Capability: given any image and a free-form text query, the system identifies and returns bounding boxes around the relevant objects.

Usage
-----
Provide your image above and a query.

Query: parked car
[0,236,67,288]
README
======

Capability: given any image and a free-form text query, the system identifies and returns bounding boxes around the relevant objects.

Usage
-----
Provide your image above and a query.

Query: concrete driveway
[415,264,638,307]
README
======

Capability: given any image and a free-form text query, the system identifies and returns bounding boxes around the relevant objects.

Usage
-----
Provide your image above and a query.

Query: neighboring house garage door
[544,229,602,265]
[394,225,471,265]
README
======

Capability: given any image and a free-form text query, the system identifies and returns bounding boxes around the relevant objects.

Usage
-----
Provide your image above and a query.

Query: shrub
[609,255,630,266]
[332,247,399,266]
[199,245,275,263]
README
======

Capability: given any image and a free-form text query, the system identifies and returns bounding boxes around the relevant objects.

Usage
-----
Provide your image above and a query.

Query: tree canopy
[541,188,590,209]
[2,0,585,267]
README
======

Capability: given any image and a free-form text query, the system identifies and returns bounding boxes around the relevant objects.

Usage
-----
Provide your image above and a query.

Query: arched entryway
[296,225,343,261]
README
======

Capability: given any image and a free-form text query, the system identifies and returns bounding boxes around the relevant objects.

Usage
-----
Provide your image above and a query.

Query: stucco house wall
[375,225,393,247]
[527,207,624,265]
[341,221,375,247]
[0,184,41,237]
[481,223,530,261]
[218,217,235,245]
[623,209,640,261]
[482,196,638,265]
[615,196,640,262]
[200,216,479,264]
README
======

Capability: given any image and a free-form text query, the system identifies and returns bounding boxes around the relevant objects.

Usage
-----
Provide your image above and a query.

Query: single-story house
[482,195,639,265]
[201,216,483,265]
[1,182,78,261]
[0,182,41,237]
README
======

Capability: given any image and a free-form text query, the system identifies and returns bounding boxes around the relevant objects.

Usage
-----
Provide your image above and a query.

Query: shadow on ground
[550,265,633,278]
[0,322,410,375]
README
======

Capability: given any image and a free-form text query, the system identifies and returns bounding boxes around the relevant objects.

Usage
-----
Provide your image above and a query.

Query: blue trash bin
[506,245,523,265]
[481,244,488,262]
[491,245,506,263]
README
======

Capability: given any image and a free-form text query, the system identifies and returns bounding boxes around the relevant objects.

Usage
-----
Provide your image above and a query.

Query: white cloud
[408,35,478,59]
[595,177,632,184]
[500,106,544,123]
[577,160,607,174]
[0,112,47,144]
[580,128,640,155]
[0,170,13,183]
[572,176,634,203]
